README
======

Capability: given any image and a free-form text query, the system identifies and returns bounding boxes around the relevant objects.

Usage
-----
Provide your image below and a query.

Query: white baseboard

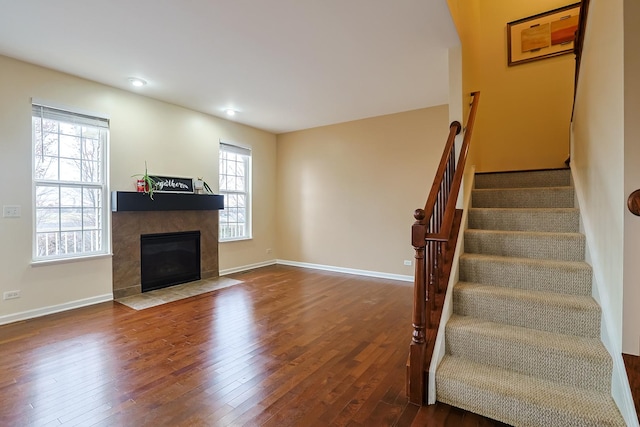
[0,293,113,326]
[219,259,277,276]
[612,351,640,427]
[276,259,413,283]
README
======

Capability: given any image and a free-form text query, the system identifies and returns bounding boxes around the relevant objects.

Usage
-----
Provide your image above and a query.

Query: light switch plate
[3,205,21,218]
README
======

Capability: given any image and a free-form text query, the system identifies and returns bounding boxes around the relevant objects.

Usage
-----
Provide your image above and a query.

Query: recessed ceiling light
[225,109,236,116]
[128,77,147,87]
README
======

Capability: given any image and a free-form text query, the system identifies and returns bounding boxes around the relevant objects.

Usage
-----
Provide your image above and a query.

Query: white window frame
[219,141,252,242]
[32,102,110,262]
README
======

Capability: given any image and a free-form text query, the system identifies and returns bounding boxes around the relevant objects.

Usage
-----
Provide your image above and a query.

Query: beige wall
[276,105,449,276]
[571,0,625,353]
[448,0,575,172]
[0,55,276,322]
[623,0,640,357]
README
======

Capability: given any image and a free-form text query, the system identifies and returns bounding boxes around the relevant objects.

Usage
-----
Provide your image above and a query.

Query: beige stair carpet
[436,169,625,426]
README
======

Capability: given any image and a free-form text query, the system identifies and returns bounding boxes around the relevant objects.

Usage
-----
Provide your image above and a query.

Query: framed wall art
[507,3,580,66]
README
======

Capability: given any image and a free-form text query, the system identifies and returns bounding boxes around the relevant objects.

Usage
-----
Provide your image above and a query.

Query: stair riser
[436,376,618,427]
[445,326,611,392]
[465,231,585,262]
[474,170,571,189]
[460,257,592,295]
[472,187,574,208]
[453,288,601,337]
[468,209,579,233]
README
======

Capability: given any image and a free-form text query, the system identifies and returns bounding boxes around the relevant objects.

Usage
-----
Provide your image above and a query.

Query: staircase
[435,169,625,426]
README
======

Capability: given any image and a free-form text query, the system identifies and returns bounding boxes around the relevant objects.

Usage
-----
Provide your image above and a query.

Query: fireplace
[111,192,223,299]
[140,231,201,292]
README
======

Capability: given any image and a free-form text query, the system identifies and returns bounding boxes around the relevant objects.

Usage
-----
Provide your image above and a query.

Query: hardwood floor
[623,353,640,421]
[0,265,509,426]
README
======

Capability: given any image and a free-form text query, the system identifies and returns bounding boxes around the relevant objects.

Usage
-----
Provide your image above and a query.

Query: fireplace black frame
[140,230,201,292]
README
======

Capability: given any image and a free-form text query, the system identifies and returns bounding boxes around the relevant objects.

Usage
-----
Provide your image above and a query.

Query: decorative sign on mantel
[150,176,194,193]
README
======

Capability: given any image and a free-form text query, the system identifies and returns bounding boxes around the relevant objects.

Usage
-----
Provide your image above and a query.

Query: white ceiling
[0,1,459,134]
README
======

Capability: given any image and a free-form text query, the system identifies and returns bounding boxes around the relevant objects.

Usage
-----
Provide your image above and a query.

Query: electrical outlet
[403,260,412,266]
[3,205,21,218]
[266,248,273,254]
[3,290,20,300]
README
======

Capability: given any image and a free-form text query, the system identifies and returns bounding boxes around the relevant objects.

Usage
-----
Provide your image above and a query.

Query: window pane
[35,156,59,180]
[82,138,101,161]
[59,134,81,159]
[36,208,59,233]
[60,208,82,231]
[82,160,101,183]
[227,176,237,191]
[36,185,59,207]
[83,188,102,207]
[227,193,238,208]
[61,187,82,207]
[37,232,59,257]
[34,132,59,157]
[59,158,81,182]
[83,208,99,229]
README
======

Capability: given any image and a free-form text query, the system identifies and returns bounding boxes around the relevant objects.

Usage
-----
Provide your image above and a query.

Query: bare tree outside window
[32,105,108,260]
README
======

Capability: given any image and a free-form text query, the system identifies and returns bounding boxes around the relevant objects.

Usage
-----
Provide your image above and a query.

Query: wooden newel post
[408,208,427,404]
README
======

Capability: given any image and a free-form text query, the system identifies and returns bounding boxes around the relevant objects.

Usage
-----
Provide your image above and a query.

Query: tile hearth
[116,276,242,310]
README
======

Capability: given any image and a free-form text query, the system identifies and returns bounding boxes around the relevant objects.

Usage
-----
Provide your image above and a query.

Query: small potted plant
[193,177,213,194]
[132,161,156,199]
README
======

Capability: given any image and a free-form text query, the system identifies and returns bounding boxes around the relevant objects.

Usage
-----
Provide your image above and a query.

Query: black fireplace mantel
[112,191,224,212]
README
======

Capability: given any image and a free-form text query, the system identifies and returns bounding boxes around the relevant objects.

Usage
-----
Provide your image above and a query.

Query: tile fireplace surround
[111,192,223,299]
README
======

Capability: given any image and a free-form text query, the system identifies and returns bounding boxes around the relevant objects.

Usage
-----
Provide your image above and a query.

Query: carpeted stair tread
[445,314,612,392]
[436,355,625,427]
[474,169,571,189]
[468,207,579,232]
[472,186,574,208]
[465,229,585,261]
[459,253,592,295]
[453,282,600,337]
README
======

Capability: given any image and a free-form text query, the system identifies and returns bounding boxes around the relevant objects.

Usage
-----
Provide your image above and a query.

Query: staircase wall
[623,0,640,359]
[571,2,638,423]
[446,0,574,172]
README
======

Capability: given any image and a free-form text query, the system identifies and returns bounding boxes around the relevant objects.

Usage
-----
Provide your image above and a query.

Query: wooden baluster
[435,241,443,295]
[428,240,436,312]
[409,208,427,404]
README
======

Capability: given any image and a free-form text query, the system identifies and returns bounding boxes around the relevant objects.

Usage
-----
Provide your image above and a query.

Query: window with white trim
[32,104,109,261]
[219,142,251,241]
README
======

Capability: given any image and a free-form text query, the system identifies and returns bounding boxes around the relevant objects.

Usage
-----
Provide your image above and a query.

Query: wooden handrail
[565,0,590,120]
[407,91,480,405]
[573,0,591,112]
[437,92,480,240]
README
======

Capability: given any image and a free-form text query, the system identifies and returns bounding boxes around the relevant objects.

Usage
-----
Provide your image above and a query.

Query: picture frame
[507,3,580,66]
[150,176,194,193]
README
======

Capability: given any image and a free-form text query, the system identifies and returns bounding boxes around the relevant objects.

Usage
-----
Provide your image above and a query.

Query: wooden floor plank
[623,353,640,423]
[0,265,509,426]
